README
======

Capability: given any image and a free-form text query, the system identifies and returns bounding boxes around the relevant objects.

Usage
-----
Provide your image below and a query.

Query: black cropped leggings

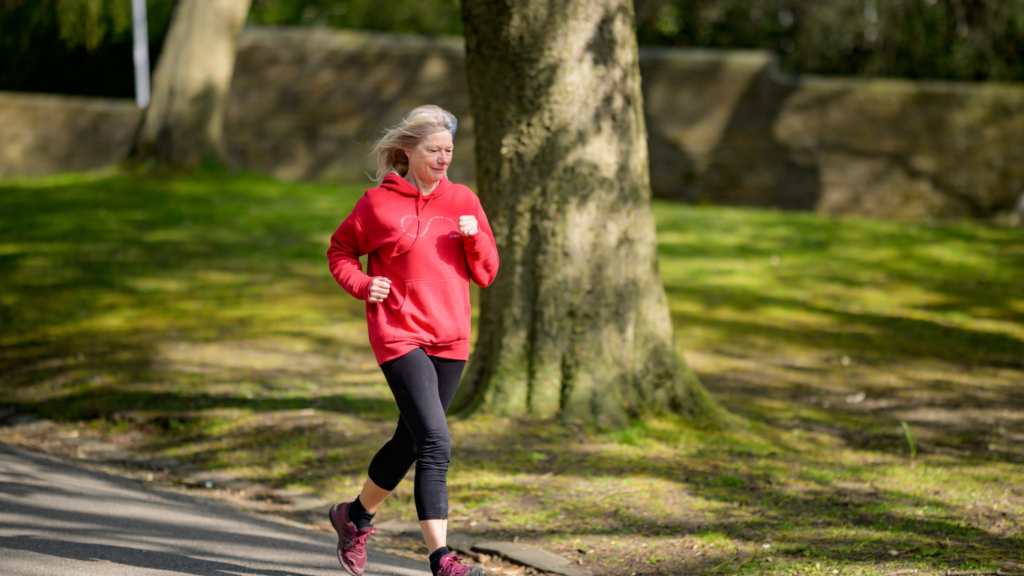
[367,348,465,521]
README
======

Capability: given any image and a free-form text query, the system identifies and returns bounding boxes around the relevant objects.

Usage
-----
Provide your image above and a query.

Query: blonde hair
[371,105,458,184]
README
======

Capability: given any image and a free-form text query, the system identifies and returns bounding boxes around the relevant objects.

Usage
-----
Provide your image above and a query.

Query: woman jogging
[326,105,498,576]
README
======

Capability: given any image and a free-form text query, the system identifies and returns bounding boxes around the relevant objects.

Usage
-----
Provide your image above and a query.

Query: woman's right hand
[368,277,392,303]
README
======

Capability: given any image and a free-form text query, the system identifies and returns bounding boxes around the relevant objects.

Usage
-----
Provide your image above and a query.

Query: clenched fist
[458,215,478,237]
[367,277,391,303]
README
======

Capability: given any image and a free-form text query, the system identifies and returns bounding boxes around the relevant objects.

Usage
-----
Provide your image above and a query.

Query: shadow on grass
[665,287,1024,366]
[0,171,364,345]
[5,389,397,422]
[449,420,1023,569]
[0,170,375,393]
[655,202,1024,331]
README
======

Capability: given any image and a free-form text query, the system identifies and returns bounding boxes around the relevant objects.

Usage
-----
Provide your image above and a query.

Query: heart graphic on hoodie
[390,215,461,262]
[399,215,459,238]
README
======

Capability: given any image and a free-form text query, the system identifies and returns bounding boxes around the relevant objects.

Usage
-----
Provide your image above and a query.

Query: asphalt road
[0,443,429,576]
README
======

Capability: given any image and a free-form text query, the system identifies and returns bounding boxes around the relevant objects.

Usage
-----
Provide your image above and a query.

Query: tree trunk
[132,0,252,166]
[456,0,720,426]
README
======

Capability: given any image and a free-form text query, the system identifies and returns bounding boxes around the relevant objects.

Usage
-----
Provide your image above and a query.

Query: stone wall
[225,28,475,184]
[225,28,1024,219]
[0,91,141,179]
[775,76,1024,219]
[4,26,1024,220]
[641,48,1024,218]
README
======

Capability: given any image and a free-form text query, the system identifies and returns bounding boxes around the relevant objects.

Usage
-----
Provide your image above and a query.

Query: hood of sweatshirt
[382,173,453,261]
[380,173,452,199]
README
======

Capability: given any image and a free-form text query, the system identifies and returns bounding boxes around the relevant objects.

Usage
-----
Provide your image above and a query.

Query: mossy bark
[456,0,720,426]
[132,0,252,166]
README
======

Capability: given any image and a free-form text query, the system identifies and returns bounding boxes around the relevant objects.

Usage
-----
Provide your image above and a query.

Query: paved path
[0,443,429,576]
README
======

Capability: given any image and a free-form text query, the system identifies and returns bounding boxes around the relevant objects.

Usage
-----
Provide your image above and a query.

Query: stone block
[445,531,483,553]
[0,91,140,178]
[374,519,419,534]
[473,541,592,576]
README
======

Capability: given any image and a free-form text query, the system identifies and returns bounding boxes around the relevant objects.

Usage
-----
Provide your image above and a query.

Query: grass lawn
[1,169,1022,575]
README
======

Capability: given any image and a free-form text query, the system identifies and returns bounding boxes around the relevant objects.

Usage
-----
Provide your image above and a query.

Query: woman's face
[406,130,453,188]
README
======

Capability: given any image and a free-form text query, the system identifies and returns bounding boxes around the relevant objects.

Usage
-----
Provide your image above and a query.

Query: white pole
[131,0,151,108]
[864,0,879,43]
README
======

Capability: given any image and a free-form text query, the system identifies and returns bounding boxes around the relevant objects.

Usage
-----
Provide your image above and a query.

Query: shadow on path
[0,443,427,576]
[0,535,321,576]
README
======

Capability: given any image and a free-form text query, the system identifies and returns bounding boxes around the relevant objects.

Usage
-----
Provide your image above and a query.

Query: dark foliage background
[2,0,1023,98]
[635,0,1024,82]
[0,0,176,98]
[245,0,463,35]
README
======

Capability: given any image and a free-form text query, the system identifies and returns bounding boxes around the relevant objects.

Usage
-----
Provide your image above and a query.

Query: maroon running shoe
[329,502,377,575]
[436,553,485,576]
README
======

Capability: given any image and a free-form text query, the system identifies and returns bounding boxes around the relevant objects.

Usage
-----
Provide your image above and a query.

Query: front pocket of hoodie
[389,278,469,345]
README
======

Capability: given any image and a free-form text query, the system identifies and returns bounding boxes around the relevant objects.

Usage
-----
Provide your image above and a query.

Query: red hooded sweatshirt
[327,174,499,365]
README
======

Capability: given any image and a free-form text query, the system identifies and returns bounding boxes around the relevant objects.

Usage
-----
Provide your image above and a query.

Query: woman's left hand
[458,215,478,237]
